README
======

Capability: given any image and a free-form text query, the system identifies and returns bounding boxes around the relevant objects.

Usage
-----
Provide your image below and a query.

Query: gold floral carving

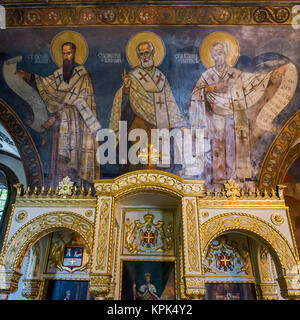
[89,274,112,297]
[277,275,300,299]
[202,179,286,204]
[58,176,74,197]
[259,283,278,300]
[224,178,241,199]
[185,199,200,273]
[0,212,93,271]
[85,209,93,218]
[271,213,285,226]
[21,279,42,299]
[201,213,297,273]
[259,246,272,282]
[184,276,206,299]
[202,211,209,218]
[15,211,28,223]
[13,182,95,207]
[95,198,111,271]
[94,170,205,198]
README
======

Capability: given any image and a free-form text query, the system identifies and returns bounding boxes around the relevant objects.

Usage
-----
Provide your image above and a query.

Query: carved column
[0,265,22,299]
[181,197,205,299]
[277,275,300,299]
[21,243,43,300]
[259,284,279,300]
[184,276,206,300]
[89,274,112,299]
[89,196,115,299]
[256,245,279,300]
[21,279,42,299]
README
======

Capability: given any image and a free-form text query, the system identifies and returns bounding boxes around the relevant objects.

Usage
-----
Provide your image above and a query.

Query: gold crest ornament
[15,210,28,223]
[56,232,90,273]
[50,30,88,66]
[200,31,239,68]
[126,31,166,68]
[205,236,250,275]
[124,213,173,255]
[271,213,285,226]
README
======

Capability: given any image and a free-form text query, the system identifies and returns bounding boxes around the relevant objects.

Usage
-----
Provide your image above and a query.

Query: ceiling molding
[0,3,294,27]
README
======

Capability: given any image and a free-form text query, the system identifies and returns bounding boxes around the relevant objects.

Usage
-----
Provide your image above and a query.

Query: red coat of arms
[62,247,84,270]
[215,252,234,272]
[140,229,158,248]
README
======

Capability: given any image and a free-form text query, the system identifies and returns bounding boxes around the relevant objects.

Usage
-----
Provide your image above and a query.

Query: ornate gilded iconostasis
[0,172,299,301]
[0,1,299,301]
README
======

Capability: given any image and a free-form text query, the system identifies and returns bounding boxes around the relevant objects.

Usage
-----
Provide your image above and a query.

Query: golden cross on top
[137,144,161,169]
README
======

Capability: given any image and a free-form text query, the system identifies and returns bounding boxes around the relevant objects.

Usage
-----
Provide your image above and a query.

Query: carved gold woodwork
[85,209,93,218]
[201,212,298,274]
[258,110,300,189]
[0,172,299,299]
[223,179,241,199]
[205,236,250,275]
[89,274,112,298]
[94,170,205,198]
[21,279,42,300]
[0,212,93,272]
[123,213,174,255]
[95,198,111,272]
[13,179,96,208]
[15,211,28,223]
[184,276,206,299]
[271,213,285,226]
[184,199,200,273]
[0,267,22,294]
[259,283,279,300]
[259,246,272,282]
[257,246,279,300]
[277,275,300,299]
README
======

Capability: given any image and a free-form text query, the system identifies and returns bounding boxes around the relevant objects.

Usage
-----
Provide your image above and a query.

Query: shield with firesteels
[62,246,84,272]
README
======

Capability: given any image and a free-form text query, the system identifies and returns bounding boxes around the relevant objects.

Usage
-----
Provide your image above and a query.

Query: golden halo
[126,31,166,68]
[50,31,88,67]
[200,32,239,68]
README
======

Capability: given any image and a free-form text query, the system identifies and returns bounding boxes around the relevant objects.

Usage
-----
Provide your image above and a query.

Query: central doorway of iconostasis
[114,191,181,300]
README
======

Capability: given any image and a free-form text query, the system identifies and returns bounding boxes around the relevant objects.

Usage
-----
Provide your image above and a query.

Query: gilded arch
[258,110,300,189]
[0,99,44,188]
[94,170,205,198]
[0,211,94,272]
[201,212,299,274]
